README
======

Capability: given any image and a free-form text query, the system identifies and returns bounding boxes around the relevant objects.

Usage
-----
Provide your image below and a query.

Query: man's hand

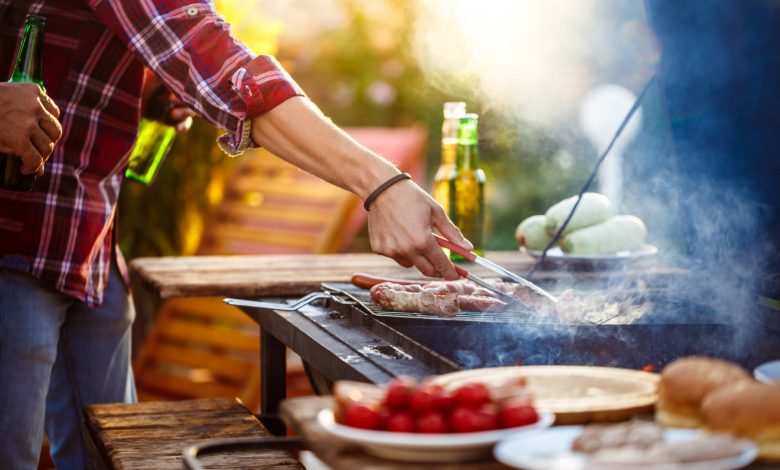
[141,68,194,133]
[367,179,472,280]
[0,82,62,176]
[168,103,194,133]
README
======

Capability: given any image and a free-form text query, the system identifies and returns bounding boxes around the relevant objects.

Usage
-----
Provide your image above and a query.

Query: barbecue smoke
[411,0,655,127]
[413,0,778,366]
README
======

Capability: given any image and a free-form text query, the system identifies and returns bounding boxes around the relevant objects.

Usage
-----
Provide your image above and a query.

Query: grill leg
[260,328,287,436]
[303,361,333,396]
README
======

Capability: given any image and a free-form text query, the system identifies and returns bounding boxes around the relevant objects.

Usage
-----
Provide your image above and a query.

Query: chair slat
[157,320,259,352]
[135,368,239,400]
[142,343,254,383]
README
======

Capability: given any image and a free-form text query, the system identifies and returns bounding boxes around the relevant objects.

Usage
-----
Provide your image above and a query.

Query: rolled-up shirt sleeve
[88,0,305,155]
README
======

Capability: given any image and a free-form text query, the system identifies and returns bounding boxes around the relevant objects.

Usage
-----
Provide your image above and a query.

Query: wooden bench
[85,398,302,470]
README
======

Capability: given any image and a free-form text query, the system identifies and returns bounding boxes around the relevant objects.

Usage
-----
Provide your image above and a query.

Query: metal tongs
[224,291,331,311]
[434,234,558,305]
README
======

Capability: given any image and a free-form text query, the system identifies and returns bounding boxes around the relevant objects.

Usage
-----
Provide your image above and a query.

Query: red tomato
[416,411,448,433]
[434,390,456,412]
[384,382,414,410]
[409,387,437,413]
[497,404,539,428]
[453,383,491,409]
[343,404,382,430]
[449,406,497,433]
[383,411,415,433]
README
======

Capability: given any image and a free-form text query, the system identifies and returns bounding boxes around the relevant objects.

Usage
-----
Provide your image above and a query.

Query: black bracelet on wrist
[363,173,412,211]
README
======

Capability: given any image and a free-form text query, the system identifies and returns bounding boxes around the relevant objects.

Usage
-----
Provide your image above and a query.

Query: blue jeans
[0,261,136,470]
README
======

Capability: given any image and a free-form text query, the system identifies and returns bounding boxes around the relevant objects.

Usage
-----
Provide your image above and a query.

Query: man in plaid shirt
[0,1,470,468]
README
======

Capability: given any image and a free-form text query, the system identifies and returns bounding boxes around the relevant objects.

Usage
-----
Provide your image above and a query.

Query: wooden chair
[133,126,427,411]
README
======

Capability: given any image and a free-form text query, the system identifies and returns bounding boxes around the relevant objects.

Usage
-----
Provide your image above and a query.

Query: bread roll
[656,356,750,428]
[701,380,780,462]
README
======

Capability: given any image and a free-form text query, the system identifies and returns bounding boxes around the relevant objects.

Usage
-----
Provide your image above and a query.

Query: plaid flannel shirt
[0,0,304,306]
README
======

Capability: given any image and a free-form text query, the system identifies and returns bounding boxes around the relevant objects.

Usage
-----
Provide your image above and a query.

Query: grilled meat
[458,295,508,312]
[369,280,508,315]
[370,285,460,317]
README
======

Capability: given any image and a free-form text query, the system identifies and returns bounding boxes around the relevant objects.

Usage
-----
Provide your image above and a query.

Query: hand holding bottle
[0,82,61,176]
[126,70,194,184]
[141,69,194,132]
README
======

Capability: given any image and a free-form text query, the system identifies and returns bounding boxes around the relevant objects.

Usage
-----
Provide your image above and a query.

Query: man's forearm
[248,94,471,281]
[249,96,399,200]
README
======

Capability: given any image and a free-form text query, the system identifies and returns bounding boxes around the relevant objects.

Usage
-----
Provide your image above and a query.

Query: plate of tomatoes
[320,378,555,462]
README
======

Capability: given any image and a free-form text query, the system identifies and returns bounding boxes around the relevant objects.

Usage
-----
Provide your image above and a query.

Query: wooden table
[85,398,302,469]
[129,251,683,334]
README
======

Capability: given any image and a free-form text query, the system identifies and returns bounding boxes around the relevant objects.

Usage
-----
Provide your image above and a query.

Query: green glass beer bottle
[0,15,46,192]
[433,102,466,215]
[448,113,485,260]
[125,85,178,185]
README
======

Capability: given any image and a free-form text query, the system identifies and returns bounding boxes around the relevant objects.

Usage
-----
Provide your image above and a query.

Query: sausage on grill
[370,284,460,317]
[369,281,508,315]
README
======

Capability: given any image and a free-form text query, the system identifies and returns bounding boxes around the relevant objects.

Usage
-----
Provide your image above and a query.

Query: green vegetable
[515,215,552,251]
[560,215,647,255]
[545,192,612,235]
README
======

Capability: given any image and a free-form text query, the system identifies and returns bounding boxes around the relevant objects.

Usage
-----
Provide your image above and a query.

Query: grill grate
[321,283,667,325]
[323,283,575,324]
[366,301,539,323]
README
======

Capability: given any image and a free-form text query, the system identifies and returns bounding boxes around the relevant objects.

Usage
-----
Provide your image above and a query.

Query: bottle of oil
[432,102,466,214]
[448,113,485,260]
[0,15,46,192]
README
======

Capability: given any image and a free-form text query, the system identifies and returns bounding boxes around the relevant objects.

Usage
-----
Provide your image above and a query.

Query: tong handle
[433,234,476,262]
[452,264,469,278]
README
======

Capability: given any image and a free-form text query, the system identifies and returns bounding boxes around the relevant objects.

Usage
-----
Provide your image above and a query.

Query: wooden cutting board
[431,366,659,425]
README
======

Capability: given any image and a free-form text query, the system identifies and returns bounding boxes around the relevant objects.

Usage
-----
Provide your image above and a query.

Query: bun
[701,380,780,462]
[656,356,750,428]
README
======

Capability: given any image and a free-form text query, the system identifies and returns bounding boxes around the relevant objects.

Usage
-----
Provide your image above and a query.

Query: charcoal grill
[229,276,780,434]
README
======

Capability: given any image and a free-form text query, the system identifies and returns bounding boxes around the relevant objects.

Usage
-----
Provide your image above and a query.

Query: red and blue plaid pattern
[0,0,304,306]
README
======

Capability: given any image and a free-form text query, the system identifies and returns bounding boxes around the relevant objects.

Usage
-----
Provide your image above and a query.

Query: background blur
[119,0,676,262]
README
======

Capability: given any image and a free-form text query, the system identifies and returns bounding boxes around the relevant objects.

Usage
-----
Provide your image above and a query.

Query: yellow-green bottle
[448,113,485,260]
[0,15,46,192]
[125,86,177,185]
[433,102,466,214]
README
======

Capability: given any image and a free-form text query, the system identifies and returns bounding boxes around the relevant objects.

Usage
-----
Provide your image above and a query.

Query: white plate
[754,359,780,383]
[526,243,658,268]
[494,426,758,470]
[317,408,554,463]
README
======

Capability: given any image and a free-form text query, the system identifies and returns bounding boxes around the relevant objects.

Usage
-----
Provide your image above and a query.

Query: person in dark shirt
[646,0,780,264]
[644,0,780,358]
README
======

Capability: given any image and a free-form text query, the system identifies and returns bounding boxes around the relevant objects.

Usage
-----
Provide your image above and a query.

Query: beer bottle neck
[442,102,466,140]
[11,18,45,88]
[457,142,479,169]
[456,115,479,170]
[441,119,460,166]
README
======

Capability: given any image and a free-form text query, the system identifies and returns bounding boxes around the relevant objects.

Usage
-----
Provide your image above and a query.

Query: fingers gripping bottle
[125,85,178,185]
[0,15,46,192]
